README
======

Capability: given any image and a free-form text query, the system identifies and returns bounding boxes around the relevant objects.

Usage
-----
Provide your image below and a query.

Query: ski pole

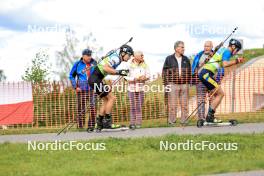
[183,85,220,124]
[57,75,125,135]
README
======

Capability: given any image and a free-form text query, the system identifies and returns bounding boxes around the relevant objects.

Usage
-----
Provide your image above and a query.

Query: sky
[0,0,264,81]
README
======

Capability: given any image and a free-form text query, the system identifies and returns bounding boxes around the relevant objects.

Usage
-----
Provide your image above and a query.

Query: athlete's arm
[222,50,244,68]
[103,64,118,75]
[223,58,244,68]
[222,60,237,67]
[103,64,128,75]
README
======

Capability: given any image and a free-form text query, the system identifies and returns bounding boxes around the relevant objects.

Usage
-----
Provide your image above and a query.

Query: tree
[22,49,50,84]
[0,70,6,82]
[55,28,103,80]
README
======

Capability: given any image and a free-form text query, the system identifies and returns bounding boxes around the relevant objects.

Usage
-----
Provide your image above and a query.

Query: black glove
[116,69,129,76]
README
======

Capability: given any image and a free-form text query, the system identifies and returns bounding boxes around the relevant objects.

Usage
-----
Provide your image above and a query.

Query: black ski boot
[103,114,112,129]
[103,114,121,129]
[206,107,222,123]
[95,115,104,132]
[206,107,215,123]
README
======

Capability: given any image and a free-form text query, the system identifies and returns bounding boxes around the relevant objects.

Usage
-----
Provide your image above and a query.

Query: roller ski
[197,119,238,128]
[95,115,129,132]
[100,125,129,132]
[197,108,238,128]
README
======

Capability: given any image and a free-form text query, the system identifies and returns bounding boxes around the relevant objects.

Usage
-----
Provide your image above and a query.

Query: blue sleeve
[222,50,232,61]
[69,61,78,89]
[191,51,203,75]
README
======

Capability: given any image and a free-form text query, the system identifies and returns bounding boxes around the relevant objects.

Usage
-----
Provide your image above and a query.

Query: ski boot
[95,115,104,132]
[206,107,222,123]
[103,114,121,129]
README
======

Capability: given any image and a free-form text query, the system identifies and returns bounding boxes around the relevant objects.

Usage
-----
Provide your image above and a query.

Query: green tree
[22,49,50,84]
[0,70,6,82]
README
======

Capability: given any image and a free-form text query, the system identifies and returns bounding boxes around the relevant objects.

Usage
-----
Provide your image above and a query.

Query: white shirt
[175,55,182,77]
[124,59,150,92]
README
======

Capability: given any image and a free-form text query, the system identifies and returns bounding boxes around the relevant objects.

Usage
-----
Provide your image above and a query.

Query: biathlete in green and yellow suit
[88,45,134,131]
[198,39,244,123]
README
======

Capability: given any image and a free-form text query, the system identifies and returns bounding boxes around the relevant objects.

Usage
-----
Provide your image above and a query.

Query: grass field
[240,48,264,63]
[0,133,264,176]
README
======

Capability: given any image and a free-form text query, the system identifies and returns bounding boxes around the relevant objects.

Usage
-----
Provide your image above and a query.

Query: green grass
[240,48,264,63]
[0,133,264,176]
[0,127,82,135]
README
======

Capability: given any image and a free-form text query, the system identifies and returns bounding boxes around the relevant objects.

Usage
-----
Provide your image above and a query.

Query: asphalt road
[1,122,264,143]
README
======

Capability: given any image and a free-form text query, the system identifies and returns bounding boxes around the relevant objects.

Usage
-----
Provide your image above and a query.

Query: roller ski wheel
[197,119,205,128]
[229,119,238,126]
[95,128,102,133]
[95,124,103,133]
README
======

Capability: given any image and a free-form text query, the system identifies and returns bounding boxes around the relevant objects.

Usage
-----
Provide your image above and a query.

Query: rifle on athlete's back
[200,27,238,68]
[82,37,133,73]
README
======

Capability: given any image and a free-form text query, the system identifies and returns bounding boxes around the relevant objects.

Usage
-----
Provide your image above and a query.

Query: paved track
[1,123,264,143]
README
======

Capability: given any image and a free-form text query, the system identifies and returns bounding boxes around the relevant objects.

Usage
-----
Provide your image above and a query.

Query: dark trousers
[77,90,96,128]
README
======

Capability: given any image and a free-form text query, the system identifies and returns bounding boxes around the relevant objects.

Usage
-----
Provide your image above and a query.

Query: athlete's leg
[104,92,116,114]
[210,87,224,110]
[99,96,108,116]
[199,69,223,122]
[88,74,107,130]
[103,93,119,129]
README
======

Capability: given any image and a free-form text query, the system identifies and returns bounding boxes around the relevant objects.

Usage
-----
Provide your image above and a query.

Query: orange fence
[0,66,264,130]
